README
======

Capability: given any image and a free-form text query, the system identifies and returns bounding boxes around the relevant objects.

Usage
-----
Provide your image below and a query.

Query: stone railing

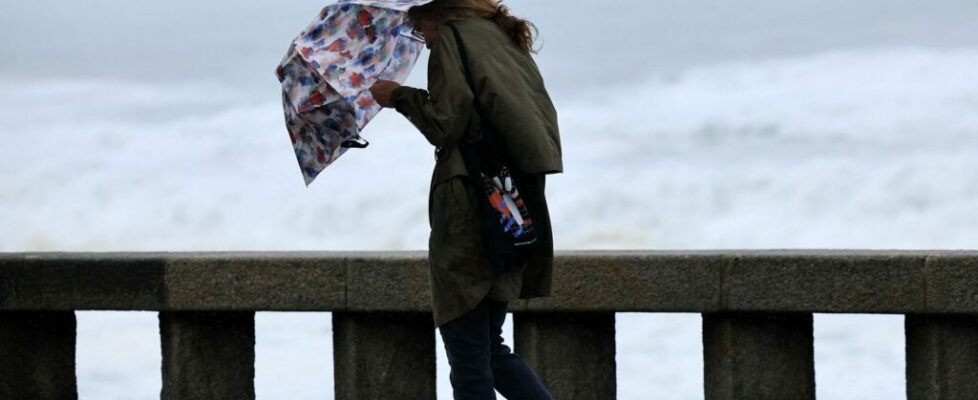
[2,251,978,399]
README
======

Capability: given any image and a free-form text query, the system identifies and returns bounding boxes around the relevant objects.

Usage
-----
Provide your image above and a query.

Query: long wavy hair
[407,0,540,54]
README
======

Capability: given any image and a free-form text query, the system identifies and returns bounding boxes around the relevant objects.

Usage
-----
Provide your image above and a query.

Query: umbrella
[276,0,432,186]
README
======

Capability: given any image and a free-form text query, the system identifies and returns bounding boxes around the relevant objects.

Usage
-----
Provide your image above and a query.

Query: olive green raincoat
[392,14,562,327]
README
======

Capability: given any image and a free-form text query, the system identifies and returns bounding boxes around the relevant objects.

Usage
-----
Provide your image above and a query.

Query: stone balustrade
[2,250,978,399]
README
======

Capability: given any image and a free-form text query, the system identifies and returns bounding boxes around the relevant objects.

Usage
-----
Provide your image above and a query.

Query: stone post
[332,312,435,400]
[702,312,814,400]
[905,314,978,400]
[513,312,616,400]
[0,311,78,400]
[159,311,255,400]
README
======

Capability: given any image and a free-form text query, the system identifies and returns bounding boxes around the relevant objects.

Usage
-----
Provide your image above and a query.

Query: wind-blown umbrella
[276,0,432,185]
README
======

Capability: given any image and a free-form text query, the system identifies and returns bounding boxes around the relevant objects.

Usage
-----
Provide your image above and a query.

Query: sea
[2,0,977,398]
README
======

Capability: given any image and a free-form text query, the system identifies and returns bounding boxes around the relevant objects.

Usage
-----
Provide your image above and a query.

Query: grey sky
[2,0,977,98]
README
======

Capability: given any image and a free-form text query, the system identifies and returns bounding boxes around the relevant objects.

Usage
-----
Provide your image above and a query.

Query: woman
[370,0,561,398]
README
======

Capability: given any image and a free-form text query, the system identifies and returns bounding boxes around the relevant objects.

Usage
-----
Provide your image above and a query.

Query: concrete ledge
[515,252,725,312]
[723,252,927,313]
[2,251,978,313]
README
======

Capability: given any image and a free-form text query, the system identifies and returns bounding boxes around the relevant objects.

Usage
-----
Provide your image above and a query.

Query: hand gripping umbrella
[276,0,432,186]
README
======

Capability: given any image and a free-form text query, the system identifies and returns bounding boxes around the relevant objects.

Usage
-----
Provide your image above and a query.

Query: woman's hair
[407,0,539,53]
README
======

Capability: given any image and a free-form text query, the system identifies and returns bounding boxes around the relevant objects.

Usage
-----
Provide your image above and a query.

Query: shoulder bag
[446,22,538,276]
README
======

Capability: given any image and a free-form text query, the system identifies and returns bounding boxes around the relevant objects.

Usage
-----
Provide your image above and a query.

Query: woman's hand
[370,80,401,108]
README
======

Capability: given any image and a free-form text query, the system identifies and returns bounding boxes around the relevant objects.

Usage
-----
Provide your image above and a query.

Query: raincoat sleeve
[391,28,474,149]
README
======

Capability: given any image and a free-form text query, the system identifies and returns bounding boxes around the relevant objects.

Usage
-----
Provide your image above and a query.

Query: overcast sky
[3,0,978,98]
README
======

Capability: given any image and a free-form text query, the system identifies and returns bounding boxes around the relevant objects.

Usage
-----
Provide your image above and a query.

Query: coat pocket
[428,177,485,274]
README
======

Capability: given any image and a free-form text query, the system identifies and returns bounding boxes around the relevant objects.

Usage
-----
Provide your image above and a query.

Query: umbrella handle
[341,137,370,149]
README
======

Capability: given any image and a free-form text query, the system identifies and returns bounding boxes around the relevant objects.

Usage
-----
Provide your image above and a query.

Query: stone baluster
[159,311,255,400]
[0,311,78,400]
[905,314,978,400]
[332,312,435,400]
[702,312,815,400]
[514,312,617,400]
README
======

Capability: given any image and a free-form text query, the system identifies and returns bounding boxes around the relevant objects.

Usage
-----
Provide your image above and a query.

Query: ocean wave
[559,47,978,143]
[1,47,977,252]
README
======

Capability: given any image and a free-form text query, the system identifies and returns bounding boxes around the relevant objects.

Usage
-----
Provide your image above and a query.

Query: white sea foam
[3,47,977,399]
[3,48,977,252]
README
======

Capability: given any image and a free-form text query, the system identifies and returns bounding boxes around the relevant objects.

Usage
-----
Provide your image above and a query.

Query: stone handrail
[2,251,977,399]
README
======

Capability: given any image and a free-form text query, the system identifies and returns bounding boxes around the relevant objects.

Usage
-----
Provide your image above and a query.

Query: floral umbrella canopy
[276,0,432,185]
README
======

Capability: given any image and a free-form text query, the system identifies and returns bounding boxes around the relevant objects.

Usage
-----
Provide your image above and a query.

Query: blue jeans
[438,297,554,400]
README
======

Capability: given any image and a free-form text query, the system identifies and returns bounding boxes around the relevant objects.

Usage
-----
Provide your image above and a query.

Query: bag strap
[446,23,486,131]
[446,22,508,162]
